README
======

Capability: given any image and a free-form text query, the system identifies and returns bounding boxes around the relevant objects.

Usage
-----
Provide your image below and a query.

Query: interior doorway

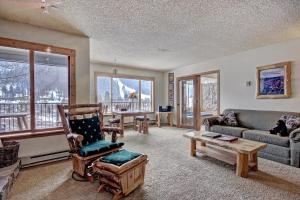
[176,70,220,130]
[199,72,220,117]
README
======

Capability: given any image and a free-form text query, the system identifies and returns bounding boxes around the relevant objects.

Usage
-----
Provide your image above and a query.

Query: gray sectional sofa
[203,109,300,167]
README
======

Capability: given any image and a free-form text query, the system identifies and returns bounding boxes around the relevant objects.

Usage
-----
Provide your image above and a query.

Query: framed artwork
[256,62,291,99]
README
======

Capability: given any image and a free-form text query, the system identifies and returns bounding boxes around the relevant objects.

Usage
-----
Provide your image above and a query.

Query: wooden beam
[0,37,75,56]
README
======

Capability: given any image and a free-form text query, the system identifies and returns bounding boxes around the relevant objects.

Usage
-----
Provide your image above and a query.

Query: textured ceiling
[1,0,300,71]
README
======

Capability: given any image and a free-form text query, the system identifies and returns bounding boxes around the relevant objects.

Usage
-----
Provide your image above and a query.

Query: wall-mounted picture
[256,62,291,99]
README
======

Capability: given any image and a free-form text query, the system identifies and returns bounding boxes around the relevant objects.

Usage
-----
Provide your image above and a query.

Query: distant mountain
[97,78,151,102]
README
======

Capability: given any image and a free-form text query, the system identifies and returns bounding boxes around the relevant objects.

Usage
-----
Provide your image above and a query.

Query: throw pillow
[220,111,239,126]
[269,120,288,137]
[280,115,300,133]
[217,115,226,125]
[69,115,104,146]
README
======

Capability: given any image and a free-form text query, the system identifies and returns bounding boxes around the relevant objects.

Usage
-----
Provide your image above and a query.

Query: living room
[0,1,299,200]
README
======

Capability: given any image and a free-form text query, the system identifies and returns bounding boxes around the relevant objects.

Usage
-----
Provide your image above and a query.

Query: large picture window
[95,73,154,113]
[0,37,75,134]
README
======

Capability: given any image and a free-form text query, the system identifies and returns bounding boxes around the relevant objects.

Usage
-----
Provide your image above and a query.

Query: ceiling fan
[8,0,62,14]
[40,0,61,14]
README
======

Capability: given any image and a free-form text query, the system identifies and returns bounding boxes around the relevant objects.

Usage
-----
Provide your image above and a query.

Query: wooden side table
[156,111,173,127]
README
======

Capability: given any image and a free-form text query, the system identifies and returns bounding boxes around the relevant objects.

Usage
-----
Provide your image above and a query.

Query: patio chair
[57,103,124,177]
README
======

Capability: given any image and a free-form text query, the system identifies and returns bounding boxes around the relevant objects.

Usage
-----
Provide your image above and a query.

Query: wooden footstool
[92,149,148,200]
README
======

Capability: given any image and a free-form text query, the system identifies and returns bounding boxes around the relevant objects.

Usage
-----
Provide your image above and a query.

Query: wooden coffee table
[184,131,267,178]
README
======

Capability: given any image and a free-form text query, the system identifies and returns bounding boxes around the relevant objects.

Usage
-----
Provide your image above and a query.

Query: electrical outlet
[246,81,252,87]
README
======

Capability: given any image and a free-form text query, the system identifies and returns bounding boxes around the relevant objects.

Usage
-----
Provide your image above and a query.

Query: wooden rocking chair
[57,103,124,177]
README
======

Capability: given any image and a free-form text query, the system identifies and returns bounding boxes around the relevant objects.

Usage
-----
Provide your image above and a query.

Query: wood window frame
[0,37,76,140]
[94,72,155,113]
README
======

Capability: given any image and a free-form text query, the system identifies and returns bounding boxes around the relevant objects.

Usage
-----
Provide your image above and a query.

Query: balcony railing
[0,102,67,133]
[0,101,153,133]
[101,101,153,114]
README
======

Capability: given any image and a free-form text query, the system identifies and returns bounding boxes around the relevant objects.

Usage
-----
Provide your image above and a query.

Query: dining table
[112,110,153,135]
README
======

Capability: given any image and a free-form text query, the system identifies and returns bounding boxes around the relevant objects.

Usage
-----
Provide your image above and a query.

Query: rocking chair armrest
[66,133,84,148]
[102,126,122,133]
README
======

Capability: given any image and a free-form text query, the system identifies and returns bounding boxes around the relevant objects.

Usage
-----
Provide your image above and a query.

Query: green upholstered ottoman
[92,149,148,200]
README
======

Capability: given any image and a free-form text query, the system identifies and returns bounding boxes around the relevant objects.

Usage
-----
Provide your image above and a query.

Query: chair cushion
[100,149,142,166]
[69,116,103,146]
[79,140,124,157]
[243,130,290,147]
[210,125,247,137]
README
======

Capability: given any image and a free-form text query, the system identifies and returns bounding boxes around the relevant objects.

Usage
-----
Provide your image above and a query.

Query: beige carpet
[8,127,300,200]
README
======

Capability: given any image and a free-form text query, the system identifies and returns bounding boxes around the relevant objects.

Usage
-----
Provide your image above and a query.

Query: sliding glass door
[177,71,220,130]
[178,77,196,128]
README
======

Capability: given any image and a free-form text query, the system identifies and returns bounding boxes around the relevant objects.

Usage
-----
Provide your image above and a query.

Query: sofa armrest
[102,126,122,133]
[289,128,300,142]
[202,116,219,131]
[290,139,300,168]
[102,126,122,142]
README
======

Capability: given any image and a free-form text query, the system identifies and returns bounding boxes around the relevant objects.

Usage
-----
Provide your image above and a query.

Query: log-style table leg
[17,117,23,130]
[157,113,161,128]
[120,115,124,136]
[22,116,29,129]
[250,152,258,171]
[190,139,196,156]
[169,113,173,127]
[143,114,148,134]
[236,152,249,178]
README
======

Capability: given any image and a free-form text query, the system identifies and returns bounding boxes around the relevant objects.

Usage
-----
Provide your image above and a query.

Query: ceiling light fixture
[41,0,49,14]
[40,0,60,15]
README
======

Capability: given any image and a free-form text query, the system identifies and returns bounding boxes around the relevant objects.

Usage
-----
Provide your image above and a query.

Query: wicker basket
[0,141,20,168]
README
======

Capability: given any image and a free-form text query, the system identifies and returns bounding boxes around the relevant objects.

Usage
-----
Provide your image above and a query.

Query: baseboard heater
[21,150,70,168]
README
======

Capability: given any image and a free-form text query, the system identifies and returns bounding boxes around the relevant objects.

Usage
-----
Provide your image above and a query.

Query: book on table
[202,132,221,138]
[216,135,238,142]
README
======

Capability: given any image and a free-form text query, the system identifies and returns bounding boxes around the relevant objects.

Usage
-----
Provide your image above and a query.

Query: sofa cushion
[243,130,290,147]
[79,140,124,157]
[210,125,248,137]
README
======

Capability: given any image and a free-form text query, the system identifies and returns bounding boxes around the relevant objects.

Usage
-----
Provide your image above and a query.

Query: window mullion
[139,80,141,110]
[110,77,113,112]
[29,50,36,130]
[151,81,154,112]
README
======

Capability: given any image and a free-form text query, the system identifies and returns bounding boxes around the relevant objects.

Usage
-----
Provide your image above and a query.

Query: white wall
[0,19,90,157]
[90,62,165,117]
[166,39,300,123]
